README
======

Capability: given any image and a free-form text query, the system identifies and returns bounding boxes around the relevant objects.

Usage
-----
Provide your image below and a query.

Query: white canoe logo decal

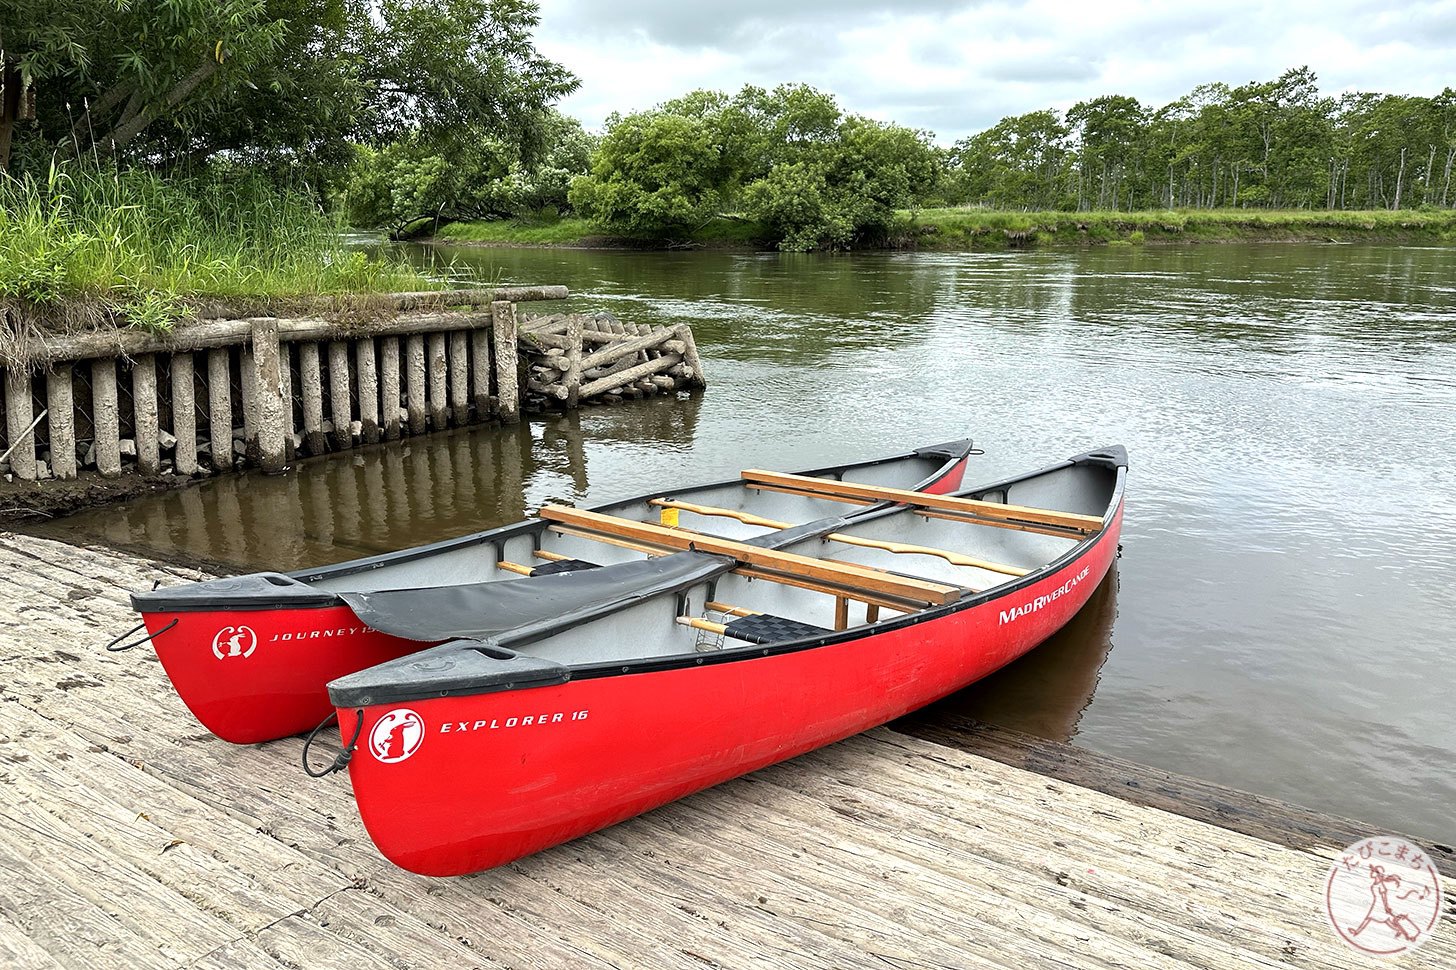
[370,709,425,763]
[211,625,258,660]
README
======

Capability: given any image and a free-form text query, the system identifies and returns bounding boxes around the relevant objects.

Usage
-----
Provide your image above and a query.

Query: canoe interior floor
[2,530,1451,970]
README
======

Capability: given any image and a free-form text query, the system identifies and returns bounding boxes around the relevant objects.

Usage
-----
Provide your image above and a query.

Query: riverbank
[427,207,1456,251]
[900,207,1456,249]
[431,214,768,249]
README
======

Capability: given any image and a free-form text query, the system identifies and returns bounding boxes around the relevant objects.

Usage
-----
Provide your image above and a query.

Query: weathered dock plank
[898,712,1456,880]
[0,531,1452,969]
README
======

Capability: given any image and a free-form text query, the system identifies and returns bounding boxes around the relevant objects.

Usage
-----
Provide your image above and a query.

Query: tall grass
[0,164,434,330]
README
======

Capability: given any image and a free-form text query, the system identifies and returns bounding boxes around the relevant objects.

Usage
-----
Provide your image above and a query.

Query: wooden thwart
[740,470,1105,533]
[539,505,961,607]
[546,524,924,611]
[706,601,759,617]
[652,499,1028,577]
[732,564,922,612]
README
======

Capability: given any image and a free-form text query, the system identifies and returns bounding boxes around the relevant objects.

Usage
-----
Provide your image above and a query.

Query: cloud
[534,0,1456,143]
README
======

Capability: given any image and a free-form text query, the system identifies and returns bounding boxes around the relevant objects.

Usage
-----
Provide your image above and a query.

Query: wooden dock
[1,531,1451,969]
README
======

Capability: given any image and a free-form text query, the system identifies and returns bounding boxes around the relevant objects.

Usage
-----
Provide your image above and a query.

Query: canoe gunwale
[326,449,1127,708]
[130,441,974,615]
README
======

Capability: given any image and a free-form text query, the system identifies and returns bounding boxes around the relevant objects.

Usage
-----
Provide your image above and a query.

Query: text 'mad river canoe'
[320,446,1127,876]
[123,440,975,743]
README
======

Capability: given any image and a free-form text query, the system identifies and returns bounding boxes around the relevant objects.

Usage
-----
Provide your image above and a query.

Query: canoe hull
[146,606,431,744]
[339,502,1122,877]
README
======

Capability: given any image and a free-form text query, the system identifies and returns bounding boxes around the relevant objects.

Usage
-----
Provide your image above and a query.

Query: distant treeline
[950,67,1456,213]
[531,67,1456,249]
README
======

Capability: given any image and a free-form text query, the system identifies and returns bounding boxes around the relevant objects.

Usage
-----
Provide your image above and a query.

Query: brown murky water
[38,242,1456,843]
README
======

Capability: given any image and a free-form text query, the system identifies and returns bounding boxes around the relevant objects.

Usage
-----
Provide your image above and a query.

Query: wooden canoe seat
[651,499,1028,577]
[740,470,1105,534]
[538,505,962,607]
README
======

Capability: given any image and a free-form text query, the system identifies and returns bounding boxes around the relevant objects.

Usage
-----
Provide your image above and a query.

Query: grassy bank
[0,166,435,332]
[894,207,1456,249]
[432,207,1456,252]
[432,215,769,248]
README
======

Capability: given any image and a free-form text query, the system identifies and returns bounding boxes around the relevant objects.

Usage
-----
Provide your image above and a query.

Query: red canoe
[323,446,1126,876]
[126,441,975,743]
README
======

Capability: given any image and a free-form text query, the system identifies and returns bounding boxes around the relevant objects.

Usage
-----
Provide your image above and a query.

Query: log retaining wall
[0,287,706,483]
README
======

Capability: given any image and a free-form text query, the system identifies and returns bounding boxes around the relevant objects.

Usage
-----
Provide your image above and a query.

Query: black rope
[104,617,178,652]
[302,709,364,778]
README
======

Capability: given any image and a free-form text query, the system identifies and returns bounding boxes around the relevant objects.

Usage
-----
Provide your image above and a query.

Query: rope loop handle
[105,617,179,652]
[302,709,365,778]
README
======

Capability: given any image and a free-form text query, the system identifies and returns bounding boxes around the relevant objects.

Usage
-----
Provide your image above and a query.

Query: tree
[570,83,942,248]
[568,110,731,236]
[743,116,939,250]
[345,110,594,235]
[1,0,291,170]
[0,0,576,175]
[950,110,1071,210]
[1067,95,1144,209]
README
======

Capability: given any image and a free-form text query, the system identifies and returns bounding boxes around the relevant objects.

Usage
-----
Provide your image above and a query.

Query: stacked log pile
[518,311,707,409]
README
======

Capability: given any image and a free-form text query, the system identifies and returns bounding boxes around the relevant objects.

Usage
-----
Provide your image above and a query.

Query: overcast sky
[533,0,1456,143]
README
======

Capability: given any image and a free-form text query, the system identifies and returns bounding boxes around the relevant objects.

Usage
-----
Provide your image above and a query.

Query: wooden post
[427,332,448,429]
[46,365,77,480]
[448,330,469,424]
[491,300,519,423]
[91,359,122,478]
[300,342,326,455]
[239,347,259,463]
[207,348,232,470]
[565,314,583,409]
[278,342,295,460]
[132,354,161,476]
[250,319,288,474]
[171,353,198,475]
[3,367,36,480]
[380,337,402,441]
[328,340,353,450]
[357,337,380,445]
[405,334,427,435]
[239,348,257,445]
[470,328,492,420]
[675,325,708,388]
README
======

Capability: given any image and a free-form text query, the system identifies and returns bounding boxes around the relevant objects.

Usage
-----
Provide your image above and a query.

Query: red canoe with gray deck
[125,441,974,743]
[322,447,1126,876]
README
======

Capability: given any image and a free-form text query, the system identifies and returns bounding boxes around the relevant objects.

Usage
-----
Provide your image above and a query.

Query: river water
[39,242,1456,843]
